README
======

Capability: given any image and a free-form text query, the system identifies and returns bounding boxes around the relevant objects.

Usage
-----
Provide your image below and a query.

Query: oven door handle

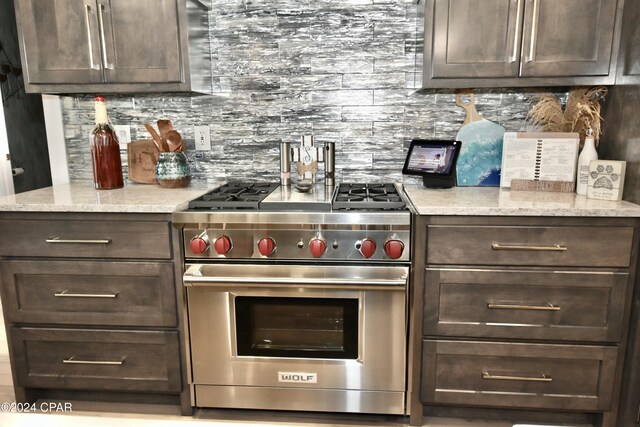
[183,264,407,291]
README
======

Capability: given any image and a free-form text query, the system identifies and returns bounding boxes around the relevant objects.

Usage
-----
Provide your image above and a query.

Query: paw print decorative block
[586,160,626,201]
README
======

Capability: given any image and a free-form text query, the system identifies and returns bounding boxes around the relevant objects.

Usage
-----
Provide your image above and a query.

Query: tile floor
[0,405,519,427]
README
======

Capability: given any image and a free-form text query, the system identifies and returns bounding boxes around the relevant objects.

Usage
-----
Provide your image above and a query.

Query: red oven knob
[258,237,276,256]
[309,238,327,258]
[385,239,405,259]
[189,236,209,254]
[214,235,232,255]
[359,238,377,258]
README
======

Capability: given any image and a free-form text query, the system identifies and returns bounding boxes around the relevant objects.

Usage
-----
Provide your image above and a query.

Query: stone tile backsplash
[61,0,566,185]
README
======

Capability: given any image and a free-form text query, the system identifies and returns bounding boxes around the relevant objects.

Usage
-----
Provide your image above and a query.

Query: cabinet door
[0,218,172,259]
[520,0,618,77]
[428,0,524,79]
[421,340,618,411]
[423,268,629,342]
[15,0,103,84]
[0,260,177,327]
[616,0,640,84]
[98,0,182,83]
[11,327,182,392]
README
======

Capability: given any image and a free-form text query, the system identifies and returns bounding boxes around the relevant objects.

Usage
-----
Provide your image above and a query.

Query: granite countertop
[403,185,640,217]
[3,182,640,217]
[0,182,216,213]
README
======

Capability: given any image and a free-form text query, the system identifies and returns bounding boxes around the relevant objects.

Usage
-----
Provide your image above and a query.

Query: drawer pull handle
[487,302,560,311]
[491,243,567,251]
[54,291,118,299]
[46,238,111,245]
[63,356,125,366]
[482,371,552,382]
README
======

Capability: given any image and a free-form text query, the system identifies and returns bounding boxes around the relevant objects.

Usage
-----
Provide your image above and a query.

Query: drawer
[421,340,617,411]
[427,225,634,267]
[11,327,181,393]
[424,268,629,342]
[0,219,171,259]
[0,260,177,327]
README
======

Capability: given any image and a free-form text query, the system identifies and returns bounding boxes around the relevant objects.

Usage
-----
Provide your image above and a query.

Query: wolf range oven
[173,183,411,414]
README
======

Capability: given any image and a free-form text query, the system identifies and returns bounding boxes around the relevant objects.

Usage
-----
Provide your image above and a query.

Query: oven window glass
[235,297,358,359]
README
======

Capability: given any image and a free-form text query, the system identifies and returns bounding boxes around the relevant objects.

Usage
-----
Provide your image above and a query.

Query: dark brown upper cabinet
[615,0,640,84]
[14,0,212,94]
[422,0,625,88]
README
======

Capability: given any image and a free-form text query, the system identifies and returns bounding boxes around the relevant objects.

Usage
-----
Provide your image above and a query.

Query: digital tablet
[402,139,461,177]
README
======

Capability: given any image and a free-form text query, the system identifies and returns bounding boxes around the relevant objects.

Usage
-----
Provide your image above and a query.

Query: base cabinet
[422,340,617,411]
[423,268,629,342]
[11,328,182,392]
[0,260,177,326]
[410,216,640,427]
[0,212,190,414]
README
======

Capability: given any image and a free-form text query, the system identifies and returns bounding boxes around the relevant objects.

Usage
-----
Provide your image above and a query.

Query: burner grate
[332,183,406,211]
[188,182,279,210]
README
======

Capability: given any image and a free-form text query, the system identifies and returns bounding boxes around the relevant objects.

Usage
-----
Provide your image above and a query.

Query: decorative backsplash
[61,0,565,185]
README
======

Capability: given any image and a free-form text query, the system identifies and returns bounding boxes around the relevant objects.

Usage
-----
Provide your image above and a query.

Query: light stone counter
[5,183,639,216]
[403,185,640,217]
[0,182,216,213]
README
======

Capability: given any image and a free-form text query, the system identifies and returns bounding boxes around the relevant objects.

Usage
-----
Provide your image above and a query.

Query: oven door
[184,263,408,393]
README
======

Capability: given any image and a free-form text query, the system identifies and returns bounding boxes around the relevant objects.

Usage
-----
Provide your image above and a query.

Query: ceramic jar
[155,152,191,188]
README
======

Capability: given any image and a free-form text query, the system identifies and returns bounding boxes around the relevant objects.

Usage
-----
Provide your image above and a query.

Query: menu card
[499,132,580,188]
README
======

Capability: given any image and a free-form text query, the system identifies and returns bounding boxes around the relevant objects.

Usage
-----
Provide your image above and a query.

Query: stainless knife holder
[281,136,335,187]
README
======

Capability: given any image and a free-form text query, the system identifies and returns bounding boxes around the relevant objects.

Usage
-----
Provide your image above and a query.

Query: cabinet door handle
[55,290,118,298]
[509,0,523,63]
[63,356,125,365]
[45,238,111,244]
[84,4,101,70]
[526,0,539,62]
[482,371,552,382]
[487,302,560,311]
[97,3,114,70]
[491,243,567,251]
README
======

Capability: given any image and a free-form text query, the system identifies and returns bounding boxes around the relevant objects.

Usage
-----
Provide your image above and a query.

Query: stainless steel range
[172,182,410,415]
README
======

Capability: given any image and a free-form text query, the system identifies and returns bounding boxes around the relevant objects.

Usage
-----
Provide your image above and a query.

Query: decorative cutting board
[455,92,505,186]
[127,139,160,184]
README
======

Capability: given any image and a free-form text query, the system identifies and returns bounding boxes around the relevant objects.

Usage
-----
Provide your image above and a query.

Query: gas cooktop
[174,181,411,262]
[186,181,407,212]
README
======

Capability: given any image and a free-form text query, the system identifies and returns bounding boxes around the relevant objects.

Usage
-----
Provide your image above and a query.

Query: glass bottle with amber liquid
[91,96,123,189]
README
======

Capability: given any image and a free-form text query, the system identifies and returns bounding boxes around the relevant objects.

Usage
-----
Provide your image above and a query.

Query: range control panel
[184,228,410,262]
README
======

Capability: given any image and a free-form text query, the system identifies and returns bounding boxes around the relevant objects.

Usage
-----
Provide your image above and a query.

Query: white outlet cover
[194,125,211,151]
[113,125,131,147]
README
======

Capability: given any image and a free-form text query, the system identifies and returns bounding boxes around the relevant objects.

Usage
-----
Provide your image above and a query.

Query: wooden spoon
[144,123,169,152]
[165,130,185,152]
[157,119,173,139]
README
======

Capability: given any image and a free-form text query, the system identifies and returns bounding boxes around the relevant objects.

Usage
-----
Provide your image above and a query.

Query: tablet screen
[402,140,461,176]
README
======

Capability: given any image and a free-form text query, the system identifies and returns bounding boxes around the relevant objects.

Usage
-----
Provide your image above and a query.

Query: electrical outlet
[194,125,211,151]
[113,125,131,147]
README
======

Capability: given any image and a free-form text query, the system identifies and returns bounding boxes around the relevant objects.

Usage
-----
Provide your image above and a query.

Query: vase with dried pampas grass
[527,86,607,148]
